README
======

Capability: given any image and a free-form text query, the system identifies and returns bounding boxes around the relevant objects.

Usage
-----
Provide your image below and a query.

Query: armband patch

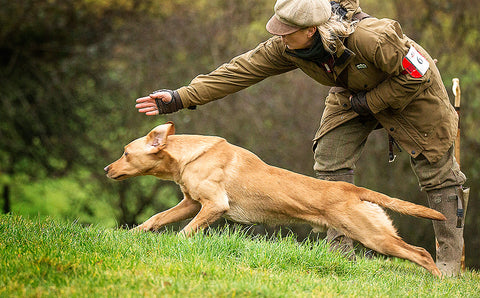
[402,46,429,78]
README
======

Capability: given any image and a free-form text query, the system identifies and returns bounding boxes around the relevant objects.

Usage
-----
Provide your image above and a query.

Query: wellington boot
[427,186,464,277]
[326,227,356,261]
[316,170,356,261]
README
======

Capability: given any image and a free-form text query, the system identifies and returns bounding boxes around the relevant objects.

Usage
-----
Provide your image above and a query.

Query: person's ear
[307,26,317,38]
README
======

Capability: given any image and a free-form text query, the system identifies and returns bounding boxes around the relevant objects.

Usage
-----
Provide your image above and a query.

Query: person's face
[281,27,317,50]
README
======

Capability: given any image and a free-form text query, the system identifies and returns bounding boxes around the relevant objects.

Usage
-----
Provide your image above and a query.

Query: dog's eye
[124,152,129,157]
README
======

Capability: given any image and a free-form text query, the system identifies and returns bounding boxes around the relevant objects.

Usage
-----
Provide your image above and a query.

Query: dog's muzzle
[104,165,128,180]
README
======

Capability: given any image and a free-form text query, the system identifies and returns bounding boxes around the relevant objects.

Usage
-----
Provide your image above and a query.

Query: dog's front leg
[179,201,229,237]
[133,194,201,232]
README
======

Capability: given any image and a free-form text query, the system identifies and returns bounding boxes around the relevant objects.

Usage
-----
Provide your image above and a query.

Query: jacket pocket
[313,89,357,143]
[328,87,352,110]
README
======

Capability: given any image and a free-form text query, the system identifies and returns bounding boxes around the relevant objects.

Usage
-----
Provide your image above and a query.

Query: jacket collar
[331,38,355,80]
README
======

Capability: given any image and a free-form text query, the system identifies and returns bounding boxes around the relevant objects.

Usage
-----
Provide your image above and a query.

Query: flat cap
[266,0,332,35]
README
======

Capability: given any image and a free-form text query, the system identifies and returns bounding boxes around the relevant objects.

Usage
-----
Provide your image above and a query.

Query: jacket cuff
[175,87,194,109]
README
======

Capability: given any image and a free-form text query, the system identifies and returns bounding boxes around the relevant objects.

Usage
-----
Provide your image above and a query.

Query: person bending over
[135,0,467,277]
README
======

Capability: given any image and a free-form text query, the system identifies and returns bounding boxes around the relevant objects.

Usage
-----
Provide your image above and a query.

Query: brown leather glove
[350,91,372,116]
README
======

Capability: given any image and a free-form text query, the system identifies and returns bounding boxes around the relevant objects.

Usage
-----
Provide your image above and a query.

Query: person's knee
[315,169,354,183]
[411,151,466,192]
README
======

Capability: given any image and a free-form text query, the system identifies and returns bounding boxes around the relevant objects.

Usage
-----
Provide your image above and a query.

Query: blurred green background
[1,0,478,269]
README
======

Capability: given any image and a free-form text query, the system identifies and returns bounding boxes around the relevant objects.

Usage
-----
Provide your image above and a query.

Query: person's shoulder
[349,17,406,53]
[247,36,285,57]
[263,35,284,49]
[351,18,404,42]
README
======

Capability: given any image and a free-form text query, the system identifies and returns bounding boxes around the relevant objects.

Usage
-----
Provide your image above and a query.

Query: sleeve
[359,20,433,114]
[176,37,297,107]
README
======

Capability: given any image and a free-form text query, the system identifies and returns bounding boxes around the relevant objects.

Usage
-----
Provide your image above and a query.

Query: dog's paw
[130,225,148,233]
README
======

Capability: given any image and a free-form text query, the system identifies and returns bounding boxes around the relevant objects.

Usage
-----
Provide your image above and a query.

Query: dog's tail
[359,188,446,221]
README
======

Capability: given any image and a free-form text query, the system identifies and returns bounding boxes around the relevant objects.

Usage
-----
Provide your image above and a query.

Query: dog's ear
[145,122,175,154]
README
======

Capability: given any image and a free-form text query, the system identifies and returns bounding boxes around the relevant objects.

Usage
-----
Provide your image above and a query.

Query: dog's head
[104,122,176,180]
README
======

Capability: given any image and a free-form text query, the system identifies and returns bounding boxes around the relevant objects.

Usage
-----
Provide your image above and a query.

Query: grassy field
[1,214,479,297]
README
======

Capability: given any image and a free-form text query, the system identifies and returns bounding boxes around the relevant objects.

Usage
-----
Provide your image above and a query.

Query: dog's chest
[223,202,302,226]
[223,204,260,225]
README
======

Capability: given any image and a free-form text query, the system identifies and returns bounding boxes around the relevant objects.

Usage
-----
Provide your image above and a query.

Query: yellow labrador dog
[105,122,445,277]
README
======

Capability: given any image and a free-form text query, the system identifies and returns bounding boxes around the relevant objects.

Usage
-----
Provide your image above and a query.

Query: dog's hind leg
[134,193,201,232]
[379,237,442,277]
[357,229,441,277]
[338,203,441,277]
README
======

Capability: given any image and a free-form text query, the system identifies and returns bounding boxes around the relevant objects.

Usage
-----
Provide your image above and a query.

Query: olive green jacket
[176,17,457,163]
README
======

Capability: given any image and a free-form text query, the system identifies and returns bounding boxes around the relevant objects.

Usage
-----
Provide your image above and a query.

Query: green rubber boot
[427,186,465,277]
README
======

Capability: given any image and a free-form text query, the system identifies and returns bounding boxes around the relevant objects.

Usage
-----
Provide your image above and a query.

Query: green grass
[1,214,479,297]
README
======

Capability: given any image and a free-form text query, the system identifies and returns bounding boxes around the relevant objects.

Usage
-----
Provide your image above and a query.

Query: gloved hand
[136,89,194,115]
[151,89,184,114]
[350,92,372,116]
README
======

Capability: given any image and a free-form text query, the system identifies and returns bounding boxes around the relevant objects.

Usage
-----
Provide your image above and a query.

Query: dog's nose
[104,165,110,173]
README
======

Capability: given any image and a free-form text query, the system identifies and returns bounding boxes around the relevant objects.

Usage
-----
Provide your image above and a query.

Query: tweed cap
[266,0,332,35]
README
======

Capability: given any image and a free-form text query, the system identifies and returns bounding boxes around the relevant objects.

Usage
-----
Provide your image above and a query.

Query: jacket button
[389,127,394,131]
[411,150,416,155]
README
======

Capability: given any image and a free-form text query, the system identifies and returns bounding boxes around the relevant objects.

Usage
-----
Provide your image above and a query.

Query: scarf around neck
[286,31,331,65]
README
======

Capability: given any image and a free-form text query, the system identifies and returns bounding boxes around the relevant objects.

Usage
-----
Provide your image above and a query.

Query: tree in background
[0,0,177,225]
